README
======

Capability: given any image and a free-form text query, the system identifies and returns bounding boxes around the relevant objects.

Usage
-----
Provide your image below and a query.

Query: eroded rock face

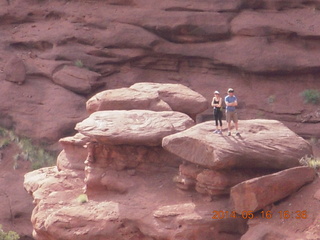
[1,0,320,144]
[0,77,87,143]
[57,133,90,171]
[86,87,172,113]
[230,166,316,213]
[24,113,318,240]
[162,119,312,170]
[24,166,248,240]
[75,110,195,146]
[52,65,102,94]
[130,82,209,119]
[86,82,209,120]
[4,55,26,84]
[240,224,303,240]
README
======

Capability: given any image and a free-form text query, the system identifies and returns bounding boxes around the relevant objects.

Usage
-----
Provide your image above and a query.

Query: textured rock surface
[130,82,209,119]
[240,224,304,240]
[0,0,316,238]
[86,82,208,119]
[0,0,320,144]
[163,119,312,170]
[52,65,102,94]
[24,166,248,240]
[0,77,86,143]
[241,177,320,240]
[175,162,274,196]
[86,87,172,113]
[4,55,26,84]
[24,99,319,240]
[230,166,316,213]
[57,133,89,171]
[76,110,195,146]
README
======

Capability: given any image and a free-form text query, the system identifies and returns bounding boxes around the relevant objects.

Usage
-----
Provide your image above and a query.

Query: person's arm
[211,98,215,107]
[226,97,237,106]
[218,98,222,108]
[225,96,230,106]
[232,97,238,106]
[233,100,238,106]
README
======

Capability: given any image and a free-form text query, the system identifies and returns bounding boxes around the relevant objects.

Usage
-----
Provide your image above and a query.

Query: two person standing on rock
[211,88,240,136]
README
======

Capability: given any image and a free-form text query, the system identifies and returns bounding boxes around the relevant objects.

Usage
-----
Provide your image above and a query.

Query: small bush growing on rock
[74,59,84,68]
[0,127,56,170]
[0,225,19,240]
[77,194,88,204]
[0,139,10,149]
[267,95,276,104]
[301,89,320,105]
[17,137,56,170]
[299,155,320,169]
[310,137,319,145]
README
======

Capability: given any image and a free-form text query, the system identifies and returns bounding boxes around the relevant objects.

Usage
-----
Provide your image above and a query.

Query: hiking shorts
[226,111,238,123]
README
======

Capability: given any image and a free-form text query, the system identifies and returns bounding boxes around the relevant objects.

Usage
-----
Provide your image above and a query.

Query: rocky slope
[24,83,320,240]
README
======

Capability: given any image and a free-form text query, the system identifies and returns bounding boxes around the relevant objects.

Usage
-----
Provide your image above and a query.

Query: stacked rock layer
[24,83,317,240]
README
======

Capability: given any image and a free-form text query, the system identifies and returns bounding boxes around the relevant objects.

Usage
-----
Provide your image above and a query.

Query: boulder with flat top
[162,119,312,170]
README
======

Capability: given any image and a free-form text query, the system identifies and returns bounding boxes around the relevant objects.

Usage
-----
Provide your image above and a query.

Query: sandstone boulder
[76,110,194,146]
[130,82,209,119]
[162,119,312,170]
[240,224,302,240]
[86,88,172,114]
[176,162,273,196]
[52,65,102,94]
[4,55,26,84]
[195,168,272,196]
[57,133,90,171]
[230,166,316,213]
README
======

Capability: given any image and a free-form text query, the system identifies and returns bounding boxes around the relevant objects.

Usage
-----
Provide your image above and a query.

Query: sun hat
[214,90,220,94]
[228,88,234,93]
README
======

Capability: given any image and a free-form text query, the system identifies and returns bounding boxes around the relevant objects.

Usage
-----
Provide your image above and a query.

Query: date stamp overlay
[212,210,308,220]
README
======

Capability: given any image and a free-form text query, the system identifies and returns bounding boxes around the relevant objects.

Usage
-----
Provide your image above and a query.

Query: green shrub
[0,128,7,137]
[267,95,276,104]
[299,155,320,169]
[0,139,10,149]
[17,137,56,170]
[301,89,320,105]
[0,127,56,170]
[309,137,319,145]
[74,59,84,68]
[0,225,19,240]
[77,194,88,204]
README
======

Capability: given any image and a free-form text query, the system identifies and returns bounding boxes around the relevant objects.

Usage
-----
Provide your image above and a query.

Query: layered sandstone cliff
[0,0,320,145]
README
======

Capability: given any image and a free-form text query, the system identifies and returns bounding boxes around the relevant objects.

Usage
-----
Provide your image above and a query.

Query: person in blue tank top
[225,88,240,136]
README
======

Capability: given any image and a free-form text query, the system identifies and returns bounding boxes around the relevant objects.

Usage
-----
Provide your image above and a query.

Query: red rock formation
[24,84,318,240]
[0,0,320,143]
[230,166,316,213]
